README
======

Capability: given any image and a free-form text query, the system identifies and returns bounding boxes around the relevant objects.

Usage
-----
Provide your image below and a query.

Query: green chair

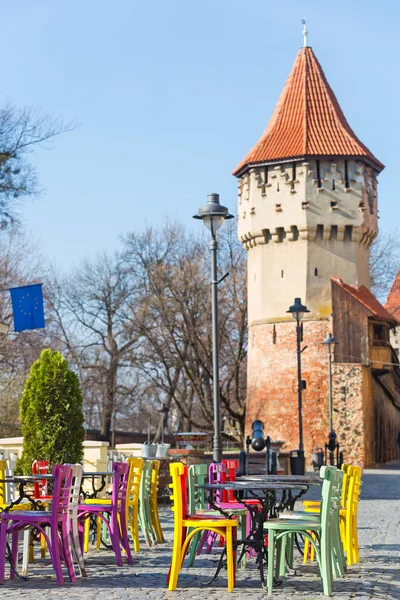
[186,463,248,568]
[139,461,155,546]
[264,465,341,596]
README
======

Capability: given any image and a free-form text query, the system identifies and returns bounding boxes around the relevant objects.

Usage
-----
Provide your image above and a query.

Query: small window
[373,324,389,346]
[316,224,324,240]
[277,182,280,192]
[301,379,307,390]
[344,225,353,241]
[316,160,321,187]
[332,179,335,190]
[344,160,349,188]
[291,162,296,190]
[281,270,284,278]
[330,225,338,241]
[330,201,338,210]
[314,268,318,276]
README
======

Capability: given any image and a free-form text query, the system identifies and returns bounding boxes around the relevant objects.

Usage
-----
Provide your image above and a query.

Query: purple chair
[0,464,75,586]
[77,462,133,567]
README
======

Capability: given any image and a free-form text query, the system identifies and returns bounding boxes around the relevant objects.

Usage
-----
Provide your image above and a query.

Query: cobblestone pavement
[1,464,400,600]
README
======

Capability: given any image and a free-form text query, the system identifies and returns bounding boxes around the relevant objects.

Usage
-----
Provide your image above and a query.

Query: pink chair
[77,462,133,567]
[0,464,76,586]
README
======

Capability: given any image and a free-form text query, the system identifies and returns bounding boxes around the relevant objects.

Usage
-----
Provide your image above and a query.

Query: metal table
[197,479,314,589]
[81,471,113,500]
[0,475,54,512]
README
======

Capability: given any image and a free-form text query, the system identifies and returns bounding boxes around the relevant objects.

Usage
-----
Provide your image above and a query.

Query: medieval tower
[233,44,400,466]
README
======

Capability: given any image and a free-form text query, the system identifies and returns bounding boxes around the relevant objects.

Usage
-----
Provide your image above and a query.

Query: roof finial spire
[302,18,308,47]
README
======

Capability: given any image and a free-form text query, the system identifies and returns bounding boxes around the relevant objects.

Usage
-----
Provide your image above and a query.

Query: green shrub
[18,348,84,474]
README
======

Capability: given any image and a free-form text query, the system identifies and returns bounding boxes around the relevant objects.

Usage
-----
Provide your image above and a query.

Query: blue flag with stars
[9,284,45,332]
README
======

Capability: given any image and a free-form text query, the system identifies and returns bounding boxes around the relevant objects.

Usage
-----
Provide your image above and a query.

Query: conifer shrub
[18,348,84,474]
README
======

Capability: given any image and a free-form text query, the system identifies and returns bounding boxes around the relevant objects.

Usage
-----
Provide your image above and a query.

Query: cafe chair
[78,462,133,567]
[167,461,238,592]
[0,464,76,586]
[264,465,342,596]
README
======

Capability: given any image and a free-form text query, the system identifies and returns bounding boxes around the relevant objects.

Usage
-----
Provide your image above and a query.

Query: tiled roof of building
[384,270,400,323]
[331,277,397,324]
[233,47,384,176]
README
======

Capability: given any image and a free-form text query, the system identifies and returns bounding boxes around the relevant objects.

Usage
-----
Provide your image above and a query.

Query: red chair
[32,460,53,500]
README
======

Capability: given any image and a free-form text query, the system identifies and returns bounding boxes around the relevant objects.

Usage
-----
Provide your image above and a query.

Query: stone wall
[246,318,334,464]
[331,364,365,465]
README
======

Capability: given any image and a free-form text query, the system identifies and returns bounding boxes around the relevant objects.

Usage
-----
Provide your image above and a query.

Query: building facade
[234,45,400,465]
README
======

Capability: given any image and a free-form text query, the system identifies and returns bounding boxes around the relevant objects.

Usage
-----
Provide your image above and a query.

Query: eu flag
[9,284,45,332]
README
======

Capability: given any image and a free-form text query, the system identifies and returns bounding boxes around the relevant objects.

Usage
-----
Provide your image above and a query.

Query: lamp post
[193,193,234,463]
[287,297,309,474]
[321,332,339,465]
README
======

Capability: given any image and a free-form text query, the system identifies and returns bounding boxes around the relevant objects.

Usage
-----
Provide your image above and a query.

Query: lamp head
[251,420,266,451]
[286,297,310,321]
[321,332,338,349]
[193,193,234,238]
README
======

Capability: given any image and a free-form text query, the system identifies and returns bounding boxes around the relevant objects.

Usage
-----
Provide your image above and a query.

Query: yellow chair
[167,462,238,593]
[83,457,144,553]
[0,460,32,512]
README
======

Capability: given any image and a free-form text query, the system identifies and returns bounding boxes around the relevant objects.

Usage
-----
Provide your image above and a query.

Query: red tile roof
[233,47,384,176]
[331,277,397,324]
[385,271,400,323]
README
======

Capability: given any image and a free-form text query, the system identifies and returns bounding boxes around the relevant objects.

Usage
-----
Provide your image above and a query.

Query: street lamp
[287,297,310,474]
[321,332,339,465]
[193,193,234,463]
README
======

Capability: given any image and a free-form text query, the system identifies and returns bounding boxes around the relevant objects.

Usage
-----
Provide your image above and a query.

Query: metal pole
[328,347,333,433]
[296,317,304,452]
[210,236,222,463]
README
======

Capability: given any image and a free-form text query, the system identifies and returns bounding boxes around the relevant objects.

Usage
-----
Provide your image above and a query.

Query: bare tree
[370,228,400,302]
[46,252,140,443]
[0,104,73,227]
[122,220,247,443]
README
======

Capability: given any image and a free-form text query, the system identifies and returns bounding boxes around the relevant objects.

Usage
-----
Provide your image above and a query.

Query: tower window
[264,166,268,185]
[330,225,338,241]
[314,268,318,276]
[316,160,322,187]
[281,270,284,278]
[291,162,296,190]
[344,160,350,188]
[344,225,353,241]
[316,224,324,240]
[330,201,338,210]
[332,179,335,190]
[277,182,280,192]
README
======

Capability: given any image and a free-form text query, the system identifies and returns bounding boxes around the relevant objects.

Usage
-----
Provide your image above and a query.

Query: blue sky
[2,1,399,269]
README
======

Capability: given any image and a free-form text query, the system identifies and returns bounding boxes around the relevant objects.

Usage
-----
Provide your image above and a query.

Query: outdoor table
[197,479,315,590]
[0,474,54,512]
[81,471,113,500]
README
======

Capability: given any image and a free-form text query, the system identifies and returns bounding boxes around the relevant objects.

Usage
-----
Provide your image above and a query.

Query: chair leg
[96,516,101,550]
[10,531,19,580]
[0,519,7,584]
[110,513,123,567]
[120,509,133,564]
[267,529,275,595]
[226,527,235,592]
[130,503,140,552]
[320,528,333,596]
[70,517,87,577]
[61,522,76,583]
[168,525,183,591]
[40,530,47,558]
[84,516,90,553]
[48,524,65,586]
[22,528,31,577]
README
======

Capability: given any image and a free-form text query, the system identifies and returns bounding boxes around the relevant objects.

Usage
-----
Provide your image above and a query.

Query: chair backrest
[127,457,144,503]
[32,459,50,498]
[150,460,161,504]
[0,451,17,503]
[319,465,341,537]
[221,459,239,502]
[169,462,189,525]
[0,459,7,504]
[111,461,130,512]
[187,463,208,513]
[346,465,363,520]
[63,463,83,515]
[208,462,226,503]
[50,464,74,527]
[139,460,153,504]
